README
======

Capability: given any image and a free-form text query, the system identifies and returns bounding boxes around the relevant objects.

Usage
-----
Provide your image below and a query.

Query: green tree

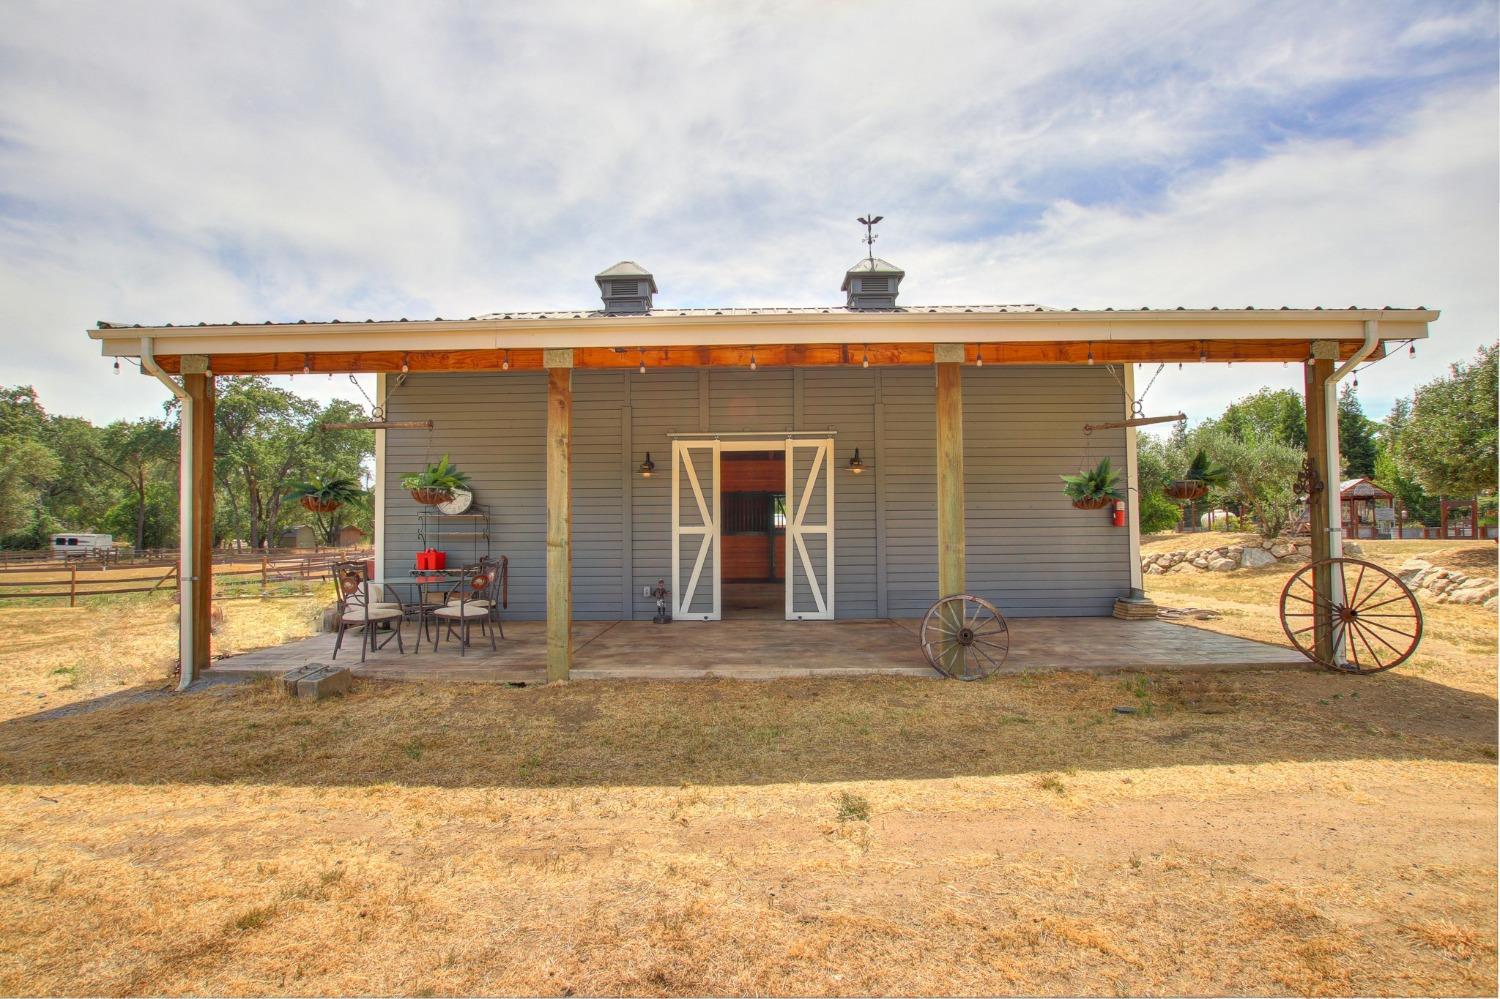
[91,418,178,550]
[0,435,60,539]
[1134,435,1186,534]
[1195,429,1303,539]
[213,378,373,548]
[1374,398,1436,527]
[1207,387,1306,449]
[1395,344,1499,498]
[1337,385,1378,479]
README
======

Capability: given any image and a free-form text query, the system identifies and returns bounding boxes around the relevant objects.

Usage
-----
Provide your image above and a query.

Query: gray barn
[89,251,1435,684]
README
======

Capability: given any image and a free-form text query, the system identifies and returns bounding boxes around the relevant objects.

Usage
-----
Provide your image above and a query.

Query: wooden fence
[0,549,372,605]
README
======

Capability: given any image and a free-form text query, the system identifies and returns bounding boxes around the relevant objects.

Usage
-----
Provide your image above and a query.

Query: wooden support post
[545,353,573,682]
[185,373,215,673]
[934,354,966,597]
[1304,356,1334,661]
[69,563,77,607]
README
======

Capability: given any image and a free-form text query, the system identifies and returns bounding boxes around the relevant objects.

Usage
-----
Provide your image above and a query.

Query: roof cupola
[595,261,657,313]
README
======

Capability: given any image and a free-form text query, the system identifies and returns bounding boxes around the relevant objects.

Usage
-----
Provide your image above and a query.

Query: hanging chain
[1105,362,1164,419]
[347,374,385,422]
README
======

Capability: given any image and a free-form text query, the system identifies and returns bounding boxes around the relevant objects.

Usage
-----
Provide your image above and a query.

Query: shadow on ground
[0,669,1494,790]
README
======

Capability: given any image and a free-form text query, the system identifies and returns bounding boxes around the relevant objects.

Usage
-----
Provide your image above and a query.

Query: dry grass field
[0,539,1494,996]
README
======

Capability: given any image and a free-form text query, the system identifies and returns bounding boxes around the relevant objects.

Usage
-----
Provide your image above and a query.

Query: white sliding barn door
[671,440,721,620]
[785,439,835,620]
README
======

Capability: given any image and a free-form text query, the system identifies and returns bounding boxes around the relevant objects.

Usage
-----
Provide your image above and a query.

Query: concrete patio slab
[208,616,1310,683]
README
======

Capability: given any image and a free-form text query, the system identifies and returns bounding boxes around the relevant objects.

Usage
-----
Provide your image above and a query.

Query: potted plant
[286,476,363,514]
[1061,457,1124,510]
[400,454,471,505]
[1166,448,1229,501]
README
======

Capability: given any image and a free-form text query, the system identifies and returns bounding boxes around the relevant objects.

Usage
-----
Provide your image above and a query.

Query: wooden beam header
[137,338,1386,375]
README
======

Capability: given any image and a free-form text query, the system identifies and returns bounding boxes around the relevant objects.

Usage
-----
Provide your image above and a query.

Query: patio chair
[331,563,406,662]
[442,556,507,640]
[430,565,497,656]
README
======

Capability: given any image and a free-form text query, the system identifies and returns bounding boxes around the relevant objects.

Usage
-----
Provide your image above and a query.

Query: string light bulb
[113,359,120,375]
[1198,344,1208,363]
[302,354,311,375]
[861,345,869,369]
[638,349,646,375]
[1086,343,1094,365]
[750,349,757,371]
[400,352,410,373]
[501,350,509,371]
[1409,342,1416,359]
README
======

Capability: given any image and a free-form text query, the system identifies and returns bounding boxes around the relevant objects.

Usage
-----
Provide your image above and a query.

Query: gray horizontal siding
[381,365,1132,622]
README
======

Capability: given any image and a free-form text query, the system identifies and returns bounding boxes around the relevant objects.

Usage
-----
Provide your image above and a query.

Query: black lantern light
[639,452,656,478]
[847,448,865,474]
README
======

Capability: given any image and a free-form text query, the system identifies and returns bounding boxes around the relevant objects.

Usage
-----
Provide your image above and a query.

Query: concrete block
[280,663,353,700]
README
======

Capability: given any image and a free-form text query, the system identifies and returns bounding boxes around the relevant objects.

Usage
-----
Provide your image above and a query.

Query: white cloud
[0,0,1494,424]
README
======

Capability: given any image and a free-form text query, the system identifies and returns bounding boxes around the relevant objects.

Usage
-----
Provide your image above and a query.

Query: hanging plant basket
[299,496,342,514]
[410,486,455,506]
[1070,496,1113,510]
[1165,479,1209,502]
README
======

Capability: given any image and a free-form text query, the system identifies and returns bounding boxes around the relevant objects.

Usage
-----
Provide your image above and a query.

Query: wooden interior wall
[722,456,784,582]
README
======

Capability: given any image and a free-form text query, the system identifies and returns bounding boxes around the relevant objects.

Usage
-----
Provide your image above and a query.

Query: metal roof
[1339,477,1395,499]
[91,303,1433,330]
[844,257,904,274]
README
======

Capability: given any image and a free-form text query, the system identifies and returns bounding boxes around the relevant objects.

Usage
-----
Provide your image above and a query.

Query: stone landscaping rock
[1208,557,1236,572]
[1270,542,1294,558]
[1239,547,1276,569]
[1343,541,1364,555]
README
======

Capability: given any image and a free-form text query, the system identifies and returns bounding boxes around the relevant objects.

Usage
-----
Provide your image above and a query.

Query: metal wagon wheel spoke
[1279,557,1423,674]
[920,594,1011,680]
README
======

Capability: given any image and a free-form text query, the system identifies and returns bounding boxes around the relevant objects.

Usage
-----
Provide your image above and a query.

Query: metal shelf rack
[416,504,491,565]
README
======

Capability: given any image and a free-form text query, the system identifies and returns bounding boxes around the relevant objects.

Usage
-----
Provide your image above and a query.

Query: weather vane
[857,214,883,263]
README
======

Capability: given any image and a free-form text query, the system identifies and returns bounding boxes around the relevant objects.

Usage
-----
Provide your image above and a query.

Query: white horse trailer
[50,533,114,558]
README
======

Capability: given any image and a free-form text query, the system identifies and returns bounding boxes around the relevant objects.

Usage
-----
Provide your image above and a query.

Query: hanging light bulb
[1353,370,1359,388]
[862,345,869,369]
[976,346,984,367]
[113,359,120,375]
[750,349,757,371]
[302,354,312,375]
[638,349,646,375]
[1086,343,1094,365]
[502,350,510,371]
[1198,344,1208,363]
[400,352,410,373]
[1409,342,1416,359]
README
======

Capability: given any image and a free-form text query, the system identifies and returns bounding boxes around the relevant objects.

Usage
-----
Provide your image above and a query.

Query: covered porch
[206,616,1308,683]
[88,297,1435,687]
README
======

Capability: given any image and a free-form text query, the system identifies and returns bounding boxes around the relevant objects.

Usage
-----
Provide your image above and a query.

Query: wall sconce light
[639,452,656,478]
[847,448,865,474]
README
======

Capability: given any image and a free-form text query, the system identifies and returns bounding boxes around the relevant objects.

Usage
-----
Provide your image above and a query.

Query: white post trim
[1123,364,1144,597]
[373,373,387,583]
[139,336,195,690]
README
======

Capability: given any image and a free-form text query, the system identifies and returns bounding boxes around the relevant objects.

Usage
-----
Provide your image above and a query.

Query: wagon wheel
[1279,557,1423,674]
[920,594,1010,680]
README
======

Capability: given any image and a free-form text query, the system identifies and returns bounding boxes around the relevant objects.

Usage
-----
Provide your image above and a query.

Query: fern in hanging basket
[1061,457,1124,510]
[1166,448,1229,502]
[400,454,471,505]
[286,476,363,514]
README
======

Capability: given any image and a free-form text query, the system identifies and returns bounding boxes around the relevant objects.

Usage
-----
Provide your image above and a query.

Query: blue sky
[1,0,1495,426]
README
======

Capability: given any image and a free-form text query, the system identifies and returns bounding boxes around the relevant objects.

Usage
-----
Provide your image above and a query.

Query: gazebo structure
[86,253,1437,688]
[1339,477,1397,540]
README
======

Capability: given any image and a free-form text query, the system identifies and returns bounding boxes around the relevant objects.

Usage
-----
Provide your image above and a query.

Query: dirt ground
[0,539,1494,996]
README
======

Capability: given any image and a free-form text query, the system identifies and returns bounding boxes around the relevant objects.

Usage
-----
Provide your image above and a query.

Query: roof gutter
[141,337,196,692]
[1320,319,1380,665]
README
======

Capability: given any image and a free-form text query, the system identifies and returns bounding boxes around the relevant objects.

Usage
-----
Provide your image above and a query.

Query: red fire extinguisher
[1112,499,1127,528]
